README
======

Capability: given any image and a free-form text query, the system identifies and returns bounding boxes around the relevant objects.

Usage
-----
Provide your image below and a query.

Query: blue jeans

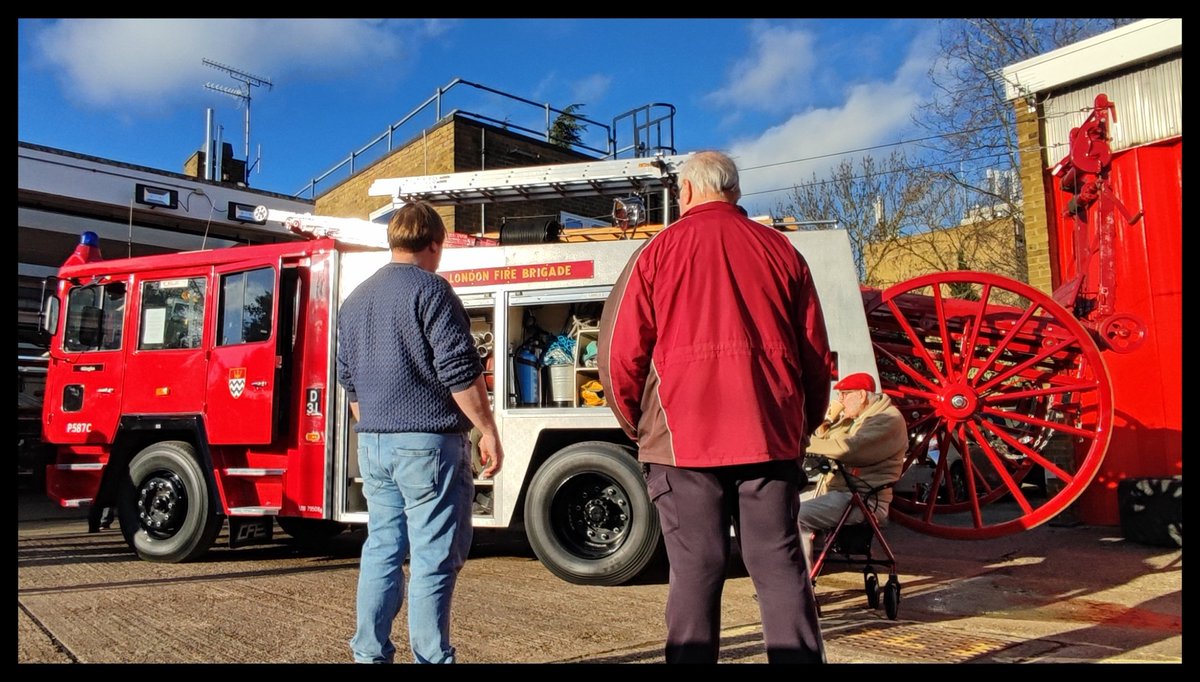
[350,432,474,663]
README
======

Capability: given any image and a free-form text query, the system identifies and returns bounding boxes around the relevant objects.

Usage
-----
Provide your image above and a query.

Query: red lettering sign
[441,260,594,287]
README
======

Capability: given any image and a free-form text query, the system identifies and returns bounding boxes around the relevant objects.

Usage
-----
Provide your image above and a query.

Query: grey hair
[679,150,741,201]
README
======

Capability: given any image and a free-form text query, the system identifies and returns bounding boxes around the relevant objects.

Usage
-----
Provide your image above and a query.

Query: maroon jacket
[598,201,832,467]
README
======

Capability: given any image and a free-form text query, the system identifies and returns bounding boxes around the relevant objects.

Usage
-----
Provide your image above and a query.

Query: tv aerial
[203,58,273,177]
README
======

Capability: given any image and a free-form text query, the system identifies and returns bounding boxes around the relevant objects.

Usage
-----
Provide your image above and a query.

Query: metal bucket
[546,364,574,407]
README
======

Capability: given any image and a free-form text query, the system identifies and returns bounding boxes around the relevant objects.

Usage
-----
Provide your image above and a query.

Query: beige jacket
[806,393,908,509]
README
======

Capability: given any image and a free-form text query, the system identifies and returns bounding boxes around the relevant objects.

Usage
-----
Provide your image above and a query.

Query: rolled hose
[500,219,562,245]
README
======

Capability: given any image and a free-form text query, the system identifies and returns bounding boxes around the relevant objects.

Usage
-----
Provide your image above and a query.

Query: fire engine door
[43,280,128,443]
[121,272,210,416]
[205,261,282,444]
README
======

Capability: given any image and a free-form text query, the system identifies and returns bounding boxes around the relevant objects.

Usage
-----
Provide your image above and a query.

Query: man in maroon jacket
[599,150,832,664]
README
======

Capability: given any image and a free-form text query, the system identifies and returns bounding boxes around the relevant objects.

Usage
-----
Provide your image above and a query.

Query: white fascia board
[999,19,1182,101]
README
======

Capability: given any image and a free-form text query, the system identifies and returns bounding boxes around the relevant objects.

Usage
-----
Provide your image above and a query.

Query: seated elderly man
[798,372,908,568]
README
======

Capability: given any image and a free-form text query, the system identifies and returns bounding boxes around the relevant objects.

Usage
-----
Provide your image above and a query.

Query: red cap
[834,372,876,392]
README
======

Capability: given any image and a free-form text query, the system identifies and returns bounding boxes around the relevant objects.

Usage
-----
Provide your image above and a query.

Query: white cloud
[705,22,817,113]
[32,19,412,112]
[728,28,940,212]
[571,74,613,105]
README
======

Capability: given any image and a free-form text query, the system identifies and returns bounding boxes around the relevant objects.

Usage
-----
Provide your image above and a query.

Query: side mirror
[40,296,59,336]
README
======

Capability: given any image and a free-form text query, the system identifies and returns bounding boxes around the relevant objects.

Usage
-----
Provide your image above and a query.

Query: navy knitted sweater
[336,262,481,433]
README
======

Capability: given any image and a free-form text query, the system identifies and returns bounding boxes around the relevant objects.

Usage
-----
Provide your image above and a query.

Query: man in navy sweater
[337,200,503,664]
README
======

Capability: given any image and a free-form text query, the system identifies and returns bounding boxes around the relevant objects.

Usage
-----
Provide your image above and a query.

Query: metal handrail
[294,78,616,200]
[611,103,677,159]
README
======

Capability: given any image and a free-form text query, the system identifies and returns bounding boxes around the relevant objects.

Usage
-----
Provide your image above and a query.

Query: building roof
[999,19,1181,101]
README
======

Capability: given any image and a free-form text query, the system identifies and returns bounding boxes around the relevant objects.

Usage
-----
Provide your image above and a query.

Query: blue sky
[18,18,940,215]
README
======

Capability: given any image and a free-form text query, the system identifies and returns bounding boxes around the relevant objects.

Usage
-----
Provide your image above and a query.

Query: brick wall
[449,120,616,235]
[1016,103,1055,294]
[314,116,617,236]
[314,118,458,227]
[865,215,1023,289]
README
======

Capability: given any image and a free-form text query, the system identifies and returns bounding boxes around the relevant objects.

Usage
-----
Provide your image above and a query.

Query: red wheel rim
[866,272,1113,540]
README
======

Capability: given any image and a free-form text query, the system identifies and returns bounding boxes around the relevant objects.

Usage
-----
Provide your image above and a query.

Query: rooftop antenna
[203,58,272,180]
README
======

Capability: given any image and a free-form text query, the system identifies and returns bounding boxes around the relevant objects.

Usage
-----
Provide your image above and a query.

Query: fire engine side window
[217,267,275,346]
[63,282,126,352]
[139,278,206,350]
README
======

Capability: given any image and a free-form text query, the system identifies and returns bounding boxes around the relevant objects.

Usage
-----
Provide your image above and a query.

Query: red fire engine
[39,154,877,585]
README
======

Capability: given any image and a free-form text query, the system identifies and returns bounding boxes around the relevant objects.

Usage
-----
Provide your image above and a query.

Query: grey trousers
[797,490,889,568]
[645,460,826,664]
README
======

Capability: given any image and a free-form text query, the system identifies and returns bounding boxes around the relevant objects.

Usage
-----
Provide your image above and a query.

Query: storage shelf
[573,327,603,407]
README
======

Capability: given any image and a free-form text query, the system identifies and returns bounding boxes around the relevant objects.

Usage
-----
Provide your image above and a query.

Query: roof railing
[294,78,619,200]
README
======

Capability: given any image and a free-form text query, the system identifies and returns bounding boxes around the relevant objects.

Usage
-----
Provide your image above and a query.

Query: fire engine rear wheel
[524,441,662,586]
[118,441,223,563]
[868,272,1113,540]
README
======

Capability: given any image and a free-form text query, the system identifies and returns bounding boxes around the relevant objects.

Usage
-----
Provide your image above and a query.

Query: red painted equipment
[861,94,1162,538]
[1049,93,1146,352]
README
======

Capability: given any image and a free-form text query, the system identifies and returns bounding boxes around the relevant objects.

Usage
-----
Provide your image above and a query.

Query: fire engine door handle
[251,381,268,389]
[96,388,114,394]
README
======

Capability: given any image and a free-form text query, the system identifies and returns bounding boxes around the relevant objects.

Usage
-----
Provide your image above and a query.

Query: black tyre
[864,572,880,609]
[1118,477,1183,548]
[277,517,348,544]
[524,441,662,586]
[883,581,900,620]
[118,441,222,563]
[887,575,902,604]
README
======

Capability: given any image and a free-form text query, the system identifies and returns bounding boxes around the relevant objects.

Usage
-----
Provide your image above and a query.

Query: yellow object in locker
[580,380,605,407]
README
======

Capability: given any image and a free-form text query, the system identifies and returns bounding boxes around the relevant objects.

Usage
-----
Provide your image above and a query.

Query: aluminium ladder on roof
[367,153,693,206]
[257,152,693,249]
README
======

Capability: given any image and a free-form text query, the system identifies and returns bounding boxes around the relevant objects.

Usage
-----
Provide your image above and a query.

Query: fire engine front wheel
[524,442,662,586]
[118,441,223,563]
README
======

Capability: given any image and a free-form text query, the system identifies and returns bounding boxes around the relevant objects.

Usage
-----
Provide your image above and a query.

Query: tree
[778,151,1028,289]
[780,19,1135,288]
[549,103,588,149]
[912,19,1135,280]
[778,151,941,286]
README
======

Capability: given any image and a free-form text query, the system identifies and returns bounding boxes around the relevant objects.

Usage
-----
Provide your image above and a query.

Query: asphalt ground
[17,488,1182,665]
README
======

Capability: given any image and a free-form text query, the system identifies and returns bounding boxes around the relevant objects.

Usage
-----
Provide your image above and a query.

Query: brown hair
[387,201,446,252]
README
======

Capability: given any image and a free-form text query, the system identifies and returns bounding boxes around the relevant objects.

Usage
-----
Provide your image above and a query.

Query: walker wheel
[864,572,880,609]
[883,581,900,620]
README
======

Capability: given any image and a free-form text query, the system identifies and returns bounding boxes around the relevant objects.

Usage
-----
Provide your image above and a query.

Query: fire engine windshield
[63,283,126,352]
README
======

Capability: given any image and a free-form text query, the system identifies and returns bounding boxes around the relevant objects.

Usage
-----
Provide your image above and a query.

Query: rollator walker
[805,456,902,620]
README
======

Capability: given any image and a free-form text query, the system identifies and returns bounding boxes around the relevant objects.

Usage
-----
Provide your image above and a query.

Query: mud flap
[228,516,275,548]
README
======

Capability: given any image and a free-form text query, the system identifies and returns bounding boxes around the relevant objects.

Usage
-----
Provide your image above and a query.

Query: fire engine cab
[40,154,876,585]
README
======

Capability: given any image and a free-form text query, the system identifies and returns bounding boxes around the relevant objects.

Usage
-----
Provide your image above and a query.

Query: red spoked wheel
[864,272,1113,540]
